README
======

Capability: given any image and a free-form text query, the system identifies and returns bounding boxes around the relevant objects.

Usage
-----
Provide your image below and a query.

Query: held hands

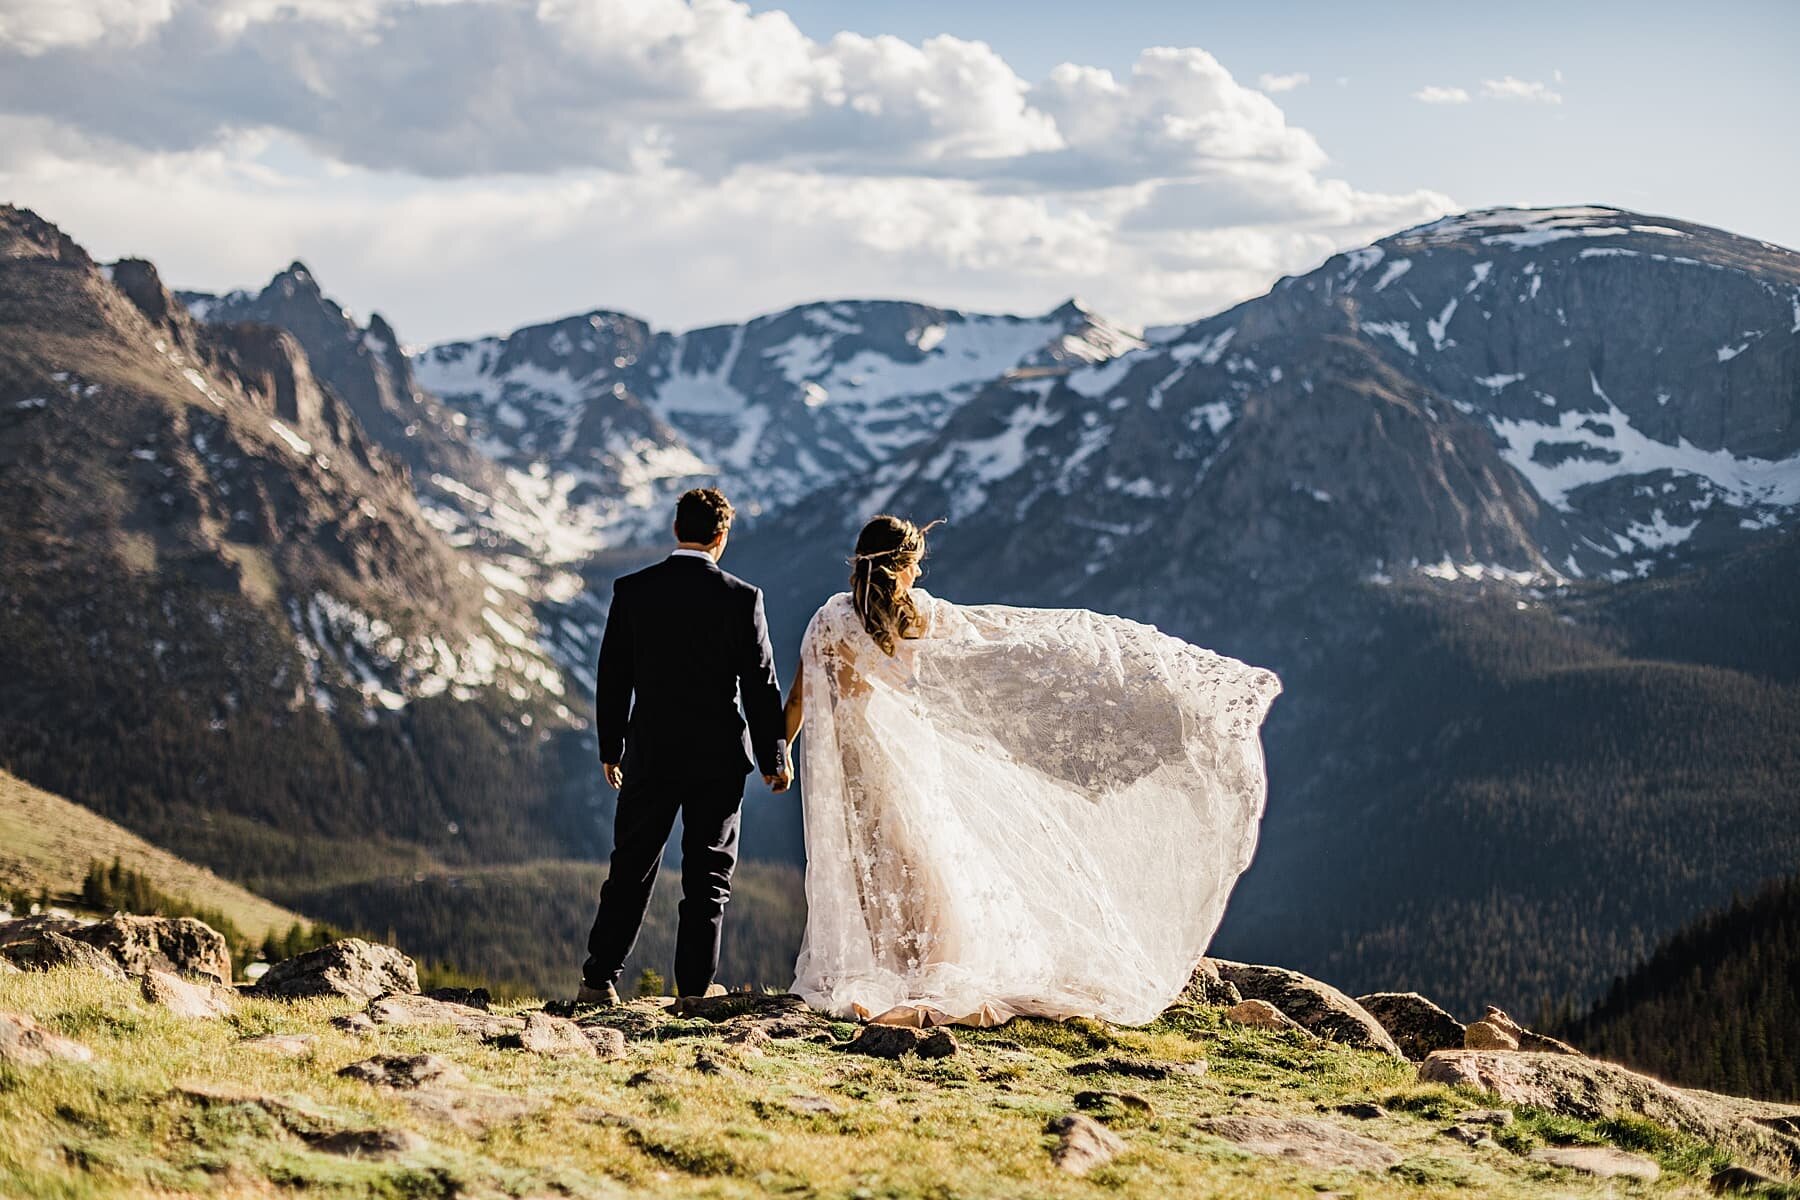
[602,761,623,790]
[763,767,794,794]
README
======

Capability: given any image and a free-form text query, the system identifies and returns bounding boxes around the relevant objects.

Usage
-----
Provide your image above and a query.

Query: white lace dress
[790,589,1281,1026]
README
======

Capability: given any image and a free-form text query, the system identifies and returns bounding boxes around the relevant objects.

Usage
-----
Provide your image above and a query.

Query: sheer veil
[791,588,1281,1026]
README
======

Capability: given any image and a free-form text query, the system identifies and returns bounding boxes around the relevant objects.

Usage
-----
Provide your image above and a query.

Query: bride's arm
[783,671,804,746]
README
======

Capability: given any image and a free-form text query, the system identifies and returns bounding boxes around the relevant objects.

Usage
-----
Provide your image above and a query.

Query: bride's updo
[850,515,935,656]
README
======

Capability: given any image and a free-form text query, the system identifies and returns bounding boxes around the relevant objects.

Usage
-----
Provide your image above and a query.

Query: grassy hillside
[0,770,305,943]
[1558,876,1800,1102]
[8,966,1797,1199]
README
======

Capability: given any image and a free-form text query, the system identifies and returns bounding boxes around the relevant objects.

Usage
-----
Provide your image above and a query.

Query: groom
[578,487,791,1006]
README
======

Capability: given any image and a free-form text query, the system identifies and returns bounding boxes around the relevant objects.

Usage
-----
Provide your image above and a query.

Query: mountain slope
[0,207,594,907]
[0,769,305,943]
[1558,874,1800,1102]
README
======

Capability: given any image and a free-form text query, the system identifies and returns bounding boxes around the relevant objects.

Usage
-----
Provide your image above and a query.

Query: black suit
[582,551,788,995]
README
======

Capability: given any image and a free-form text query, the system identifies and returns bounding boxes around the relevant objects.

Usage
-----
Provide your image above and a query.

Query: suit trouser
[583,770,744,997]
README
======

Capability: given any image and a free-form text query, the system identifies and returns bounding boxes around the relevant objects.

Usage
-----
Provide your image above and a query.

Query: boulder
[1176,960,1242,1008]
[1530,1146,1660,1181]
[1355,992,1466,1060]
[339,1053,465,1089]
[141,969,233,1019]
[0,1011,94,1067]
[1471,1006,1582,1055]
[1211,961,1402,1056]
[1046,1113,1125,1175]
[0,957,18,975]
[491,1011,595,1057]
[1,930,128,981]
[67,915,231,984]
[1222,999,1312,1036]
[584,1025,628,1059]
[844,1023,957,1060]
[367,992,521,1039]
[253,938,417,1002]
[1420,1050,1800,1178]
[1462,1018,1520,1051]
[1195,1115,1402,1172]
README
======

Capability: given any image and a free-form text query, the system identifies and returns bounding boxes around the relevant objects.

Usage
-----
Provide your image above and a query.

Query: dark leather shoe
[576,982,620,1006]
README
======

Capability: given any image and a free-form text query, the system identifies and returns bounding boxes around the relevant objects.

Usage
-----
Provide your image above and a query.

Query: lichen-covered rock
[583,1025,628,1059]
[1,930,128,981]
[493,1011,595,1057]
[367,992,521,1039]
[1222,998,1312,1036]
[141,969,232,1019]
[253,939,418,1002]
[67,915,231,984]
[1355,991,1466,1060]
[1176,960,1241,1008]
[1463,1018,1520,1050]
[1212,962,1400,1055]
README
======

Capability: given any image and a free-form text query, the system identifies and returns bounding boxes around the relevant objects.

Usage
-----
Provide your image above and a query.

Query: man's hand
[602,761,623,790]
[763,768,793,794]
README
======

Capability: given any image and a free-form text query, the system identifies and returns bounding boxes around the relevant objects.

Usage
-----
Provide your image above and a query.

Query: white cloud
[1413,85,1471,105]
[0,1,1457,339]
[1481,76,1563,104]
[1258,71,1309,93]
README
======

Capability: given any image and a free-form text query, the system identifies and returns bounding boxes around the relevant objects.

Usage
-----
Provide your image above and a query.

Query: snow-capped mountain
[413,298,1143,531]
[748,205,1800,642]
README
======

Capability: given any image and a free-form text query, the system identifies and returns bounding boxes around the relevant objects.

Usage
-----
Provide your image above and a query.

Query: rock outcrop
[1210,961,1402,1056]
[1355,991,1466,1060]
[1420,1050,1800,1178]
[253,939,419,1002]
[67,915,232,985]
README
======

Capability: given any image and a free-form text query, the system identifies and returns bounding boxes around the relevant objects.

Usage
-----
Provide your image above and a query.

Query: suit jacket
[594,553,788,780]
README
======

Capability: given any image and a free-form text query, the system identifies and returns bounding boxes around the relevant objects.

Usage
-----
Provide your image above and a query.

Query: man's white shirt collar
[669,548,715,562]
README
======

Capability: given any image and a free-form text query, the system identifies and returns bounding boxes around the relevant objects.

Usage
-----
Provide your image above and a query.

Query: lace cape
[790,589,1280,1026]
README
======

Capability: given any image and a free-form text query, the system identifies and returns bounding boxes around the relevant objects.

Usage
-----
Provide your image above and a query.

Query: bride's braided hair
[850,515,939,656]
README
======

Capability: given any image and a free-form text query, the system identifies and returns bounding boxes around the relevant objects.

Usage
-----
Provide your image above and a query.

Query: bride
[781,515,1281,1028]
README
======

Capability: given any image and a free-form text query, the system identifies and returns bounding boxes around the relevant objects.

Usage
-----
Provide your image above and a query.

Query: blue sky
[1,0,1792,343]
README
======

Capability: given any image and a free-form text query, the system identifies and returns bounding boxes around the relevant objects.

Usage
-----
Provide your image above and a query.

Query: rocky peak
[0,205,92,266]
[108,258,181,328]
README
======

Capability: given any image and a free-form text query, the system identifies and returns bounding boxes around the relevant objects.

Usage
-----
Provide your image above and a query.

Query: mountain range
[4,201,1797,1020]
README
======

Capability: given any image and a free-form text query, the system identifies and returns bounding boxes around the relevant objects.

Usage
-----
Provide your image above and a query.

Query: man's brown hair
[674,487,734,544]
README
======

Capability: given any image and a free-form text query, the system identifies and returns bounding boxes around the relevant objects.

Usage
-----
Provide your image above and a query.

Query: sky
[0,0,1794,345]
